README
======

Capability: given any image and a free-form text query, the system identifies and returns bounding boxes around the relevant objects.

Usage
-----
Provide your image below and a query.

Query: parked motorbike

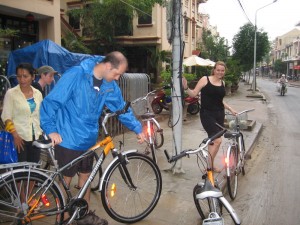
[151,88,200,115]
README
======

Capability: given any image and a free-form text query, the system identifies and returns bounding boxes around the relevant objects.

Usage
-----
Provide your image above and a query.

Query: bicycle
[223,109,255,200]
[0,103,162,225]
[164,129,241,225]
[131,90,164,163]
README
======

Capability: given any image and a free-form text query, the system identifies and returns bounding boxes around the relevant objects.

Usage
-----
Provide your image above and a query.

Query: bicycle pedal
[203,212,224,225]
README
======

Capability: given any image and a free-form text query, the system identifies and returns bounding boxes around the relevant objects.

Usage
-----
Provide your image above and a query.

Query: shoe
[74,210,108,225]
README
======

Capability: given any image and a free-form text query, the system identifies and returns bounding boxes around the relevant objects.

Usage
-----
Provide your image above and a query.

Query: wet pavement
[87,81,269,225]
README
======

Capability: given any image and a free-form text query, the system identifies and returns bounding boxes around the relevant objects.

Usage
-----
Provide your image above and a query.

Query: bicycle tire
[0,171,64,225]
[187,103,200,115]
[150,143,157,164]
[90,151,103,192]
[226,146,238,200]
[193,183,222,220]
[151,102,163,114]
[239,136,246,176]
[153,124,164,149]
[101,152,162,223]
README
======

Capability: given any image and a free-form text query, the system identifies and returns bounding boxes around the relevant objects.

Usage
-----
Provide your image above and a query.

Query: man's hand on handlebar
[137,133,145,144]
[48,132,63,146]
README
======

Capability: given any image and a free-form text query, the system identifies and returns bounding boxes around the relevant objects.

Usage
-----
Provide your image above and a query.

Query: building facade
[271,27,300,77]
[0,0,61,75]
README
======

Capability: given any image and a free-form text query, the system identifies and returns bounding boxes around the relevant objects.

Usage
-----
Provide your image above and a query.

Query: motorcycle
[277,83,287,96]
[151,88,200,115]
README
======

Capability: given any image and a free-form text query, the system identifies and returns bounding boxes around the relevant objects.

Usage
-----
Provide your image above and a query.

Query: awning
[294,65,300,70]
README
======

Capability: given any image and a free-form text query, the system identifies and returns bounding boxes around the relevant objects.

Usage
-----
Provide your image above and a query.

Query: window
[184,18,189,35]
[138,14,152,25]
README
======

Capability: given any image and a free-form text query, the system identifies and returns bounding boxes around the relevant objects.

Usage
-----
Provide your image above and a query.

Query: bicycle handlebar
[164,128,227,163]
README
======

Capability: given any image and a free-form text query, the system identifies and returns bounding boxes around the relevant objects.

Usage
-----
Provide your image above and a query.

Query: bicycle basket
[225,112,248,130]
[203,212,224,225]
[131,93,155,116]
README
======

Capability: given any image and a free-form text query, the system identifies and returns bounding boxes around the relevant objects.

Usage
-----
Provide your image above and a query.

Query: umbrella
[205,59,216,67]
[183,55,211,67]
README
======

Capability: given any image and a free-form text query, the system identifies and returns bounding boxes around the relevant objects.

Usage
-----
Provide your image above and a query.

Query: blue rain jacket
[40,56,142,151]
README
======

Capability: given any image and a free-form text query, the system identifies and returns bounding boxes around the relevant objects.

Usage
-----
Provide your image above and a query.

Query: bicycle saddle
[195,179,223,199]
[224,131,240,139]
[141,112,156,119]
[32,139,52,149]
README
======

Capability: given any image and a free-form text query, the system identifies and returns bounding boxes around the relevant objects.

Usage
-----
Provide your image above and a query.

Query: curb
[245,122,263,159]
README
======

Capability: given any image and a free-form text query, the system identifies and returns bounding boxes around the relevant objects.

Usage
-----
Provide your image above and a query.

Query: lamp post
[252,0,278,92]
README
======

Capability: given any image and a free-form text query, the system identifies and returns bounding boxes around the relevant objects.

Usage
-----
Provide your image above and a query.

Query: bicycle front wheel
[0,171,64,225]
[193,183,222,220]
[101,152,162,223]
[226,146,238,200]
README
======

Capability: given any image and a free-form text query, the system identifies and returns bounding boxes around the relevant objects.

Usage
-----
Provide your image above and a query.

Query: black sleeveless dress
[200,76,226,137]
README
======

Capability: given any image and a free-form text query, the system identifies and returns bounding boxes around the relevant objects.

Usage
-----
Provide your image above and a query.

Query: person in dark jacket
[32,65,56,98]
[40,51,144,223]
[182,61,237,172]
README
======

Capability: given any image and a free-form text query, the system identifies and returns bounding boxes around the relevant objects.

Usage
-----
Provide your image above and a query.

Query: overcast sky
[200,0,300,45]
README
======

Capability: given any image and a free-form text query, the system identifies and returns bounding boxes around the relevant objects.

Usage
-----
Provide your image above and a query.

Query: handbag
[0,130,18,163]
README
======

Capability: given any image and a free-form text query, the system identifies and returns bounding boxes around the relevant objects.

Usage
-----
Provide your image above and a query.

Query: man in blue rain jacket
[40,51,143,223]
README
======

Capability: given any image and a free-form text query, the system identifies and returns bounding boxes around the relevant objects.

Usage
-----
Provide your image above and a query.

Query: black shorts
[54,145,93,177]
[18,140,40,163]
[200,109,225,138]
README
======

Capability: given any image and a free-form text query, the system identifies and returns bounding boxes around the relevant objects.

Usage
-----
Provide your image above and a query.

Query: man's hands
[137,133,145,144]
[48,132,63,146]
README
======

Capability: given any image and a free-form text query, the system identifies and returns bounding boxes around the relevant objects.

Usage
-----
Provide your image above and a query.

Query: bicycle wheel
[101,152,162,223]
[193,183,222,220]
[239,136,246,176]
[153,123,164,149]
[0,171,64,225]
[226,146,238,200]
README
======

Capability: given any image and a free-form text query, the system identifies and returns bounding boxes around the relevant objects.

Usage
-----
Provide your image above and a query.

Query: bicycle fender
[99,149,138,191]
[0,168,66,206]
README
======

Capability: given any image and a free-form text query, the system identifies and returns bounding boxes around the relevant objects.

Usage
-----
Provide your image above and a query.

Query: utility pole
[170,0,184,173]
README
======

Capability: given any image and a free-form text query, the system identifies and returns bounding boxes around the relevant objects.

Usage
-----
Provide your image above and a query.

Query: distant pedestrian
[32,65,57,98]
[1,63,43,162]
[182,61,237,172]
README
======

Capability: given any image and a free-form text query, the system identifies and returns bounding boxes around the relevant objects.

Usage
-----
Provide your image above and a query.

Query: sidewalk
[89,81,269,225]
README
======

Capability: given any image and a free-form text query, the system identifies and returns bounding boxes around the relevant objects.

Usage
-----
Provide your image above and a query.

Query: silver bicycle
[224,109,255,200]
[131,90,164,163]
[164,129,241,225]
[0,103,162,225]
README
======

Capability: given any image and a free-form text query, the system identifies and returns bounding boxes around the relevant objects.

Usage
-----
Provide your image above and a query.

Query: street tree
[232,23,270,81]
[68,0,166,52]
[273,59,286,77]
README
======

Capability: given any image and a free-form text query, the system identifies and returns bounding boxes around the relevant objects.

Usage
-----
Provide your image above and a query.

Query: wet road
[230,77,300,225]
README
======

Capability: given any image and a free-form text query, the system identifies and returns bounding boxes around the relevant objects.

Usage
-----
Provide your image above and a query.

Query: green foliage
[273,59,286,74]
[0,28,19,37]
[199,29,230,62]
[68,0,166,51]
[61,31,91,54]
[232,23,270,72]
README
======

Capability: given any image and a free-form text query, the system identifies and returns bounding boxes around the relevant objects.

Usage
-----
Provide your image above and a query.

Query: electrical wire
[235,0,254,26]
[119,0,152,17]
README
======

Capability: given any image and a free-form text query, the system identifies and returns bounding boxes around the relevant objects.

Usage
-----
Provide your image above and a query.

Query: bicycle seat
[224,131,240,139]
[32,139,52,149]
[195,179,223,199]
[141,112,156,120]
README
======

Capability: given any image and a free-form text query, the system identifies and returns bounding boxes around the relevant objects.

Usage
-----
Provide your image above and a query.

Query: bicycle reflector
[110,183,116,197]
[41,194,50,207]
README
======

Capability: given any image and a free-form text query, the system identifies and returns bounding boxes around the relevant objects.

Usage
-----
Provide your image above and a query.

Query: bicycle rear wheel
[226,146,238,200]
[0,171,64,224]
[101,152,162,223]
[193,183,222,220]
[153,123,164,149]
